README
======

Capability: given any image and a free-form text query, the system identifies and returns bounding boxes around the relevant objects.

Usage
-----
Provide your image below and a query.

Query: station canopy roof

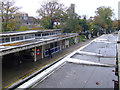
[0,29,62,37]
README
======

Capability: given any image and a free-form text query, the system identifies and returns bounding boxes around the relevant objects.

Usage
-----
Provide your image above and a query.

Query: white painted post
[42,45,44,59]
[34,47,37,62]
[68,40,69,48]
[65,40,66,49]
[60,40,62,51]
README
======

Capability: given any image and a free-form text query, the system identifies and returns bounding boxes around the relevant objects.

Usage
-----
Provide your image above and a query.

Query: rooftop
[0,29,62,37]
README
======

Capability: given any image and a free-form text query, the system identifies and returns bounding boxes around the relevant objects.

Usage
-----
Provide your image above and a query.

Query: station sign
[36,48,40,55]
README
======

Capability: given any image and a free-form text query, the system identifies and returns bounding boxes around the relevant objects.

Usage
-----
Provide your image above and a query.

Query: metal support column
[60,40,62,51]
[42,45,44,59]
[34,47,37,62]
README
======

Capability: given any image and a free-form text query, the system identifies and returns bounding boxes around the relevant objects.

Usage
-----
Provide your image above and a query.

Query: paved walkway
[3,38,93,88]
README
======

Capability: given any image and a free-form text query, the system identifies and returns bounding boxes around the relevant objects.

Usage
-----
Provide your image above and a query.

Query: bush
[78,35,85,43]
[17,26,29,31]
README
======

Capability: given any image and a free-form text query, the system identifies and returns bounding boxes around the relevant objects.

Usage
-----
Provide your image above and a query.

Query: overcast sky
[15,0,120,19]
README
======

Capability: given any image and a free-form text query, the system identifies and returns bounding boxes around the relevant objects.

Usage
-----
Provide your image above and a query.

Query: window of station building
[45,44,49,50]
[5,37,10,42]
[28,35,32,38]
[20,36,23,40]
[16,37,20,41]
[50,33,52,35]
[25,35,34,39]
[35,34,38,37]
[25,35,29,39]
[2,38,4,43]
[35,34,37,37]
[52,32,54,35]
[37,33,41,37]
[46,33,49,36]
[55,42,58,47]
[50,32,52,35]
[48,33,50,35]
[11,37,16,41]
[45,33,47,36]
[50,43,54,48]
[32,34,35,38]
[42,33,45,36]
[44,33,48,36]
[55,32,57,35]
[56,32,58,35]
[57,32,59,35]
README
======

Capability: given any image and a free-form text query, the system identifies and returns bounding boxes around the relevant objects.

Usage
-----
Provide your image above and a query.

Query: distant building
[67,4,75,18]
[15,12,41,29]
[54,19,60,25]
[22,16,40,29]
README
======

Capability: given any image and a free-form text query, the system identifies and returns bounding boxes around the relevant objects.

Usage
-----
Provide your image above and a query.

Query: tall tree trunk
[49,19,54,29]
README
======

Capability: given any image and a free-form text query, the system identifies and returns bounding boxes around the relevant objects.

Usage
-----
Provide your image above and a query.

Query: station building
[0,29,78,63]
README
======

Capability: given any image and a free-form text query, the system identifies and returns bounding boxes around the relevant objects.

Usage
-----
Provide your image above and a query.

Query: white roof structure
[0,32,77,56]
[0,29,62,37]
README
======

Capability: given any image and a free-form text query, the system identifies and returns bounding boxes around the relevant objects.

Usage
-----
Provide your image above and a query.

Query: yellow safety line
[4,42,89,89]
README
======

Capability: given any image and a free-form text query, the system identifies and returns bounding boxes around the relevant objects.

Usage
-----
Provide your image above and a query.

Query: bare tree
[37,0,66,29]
